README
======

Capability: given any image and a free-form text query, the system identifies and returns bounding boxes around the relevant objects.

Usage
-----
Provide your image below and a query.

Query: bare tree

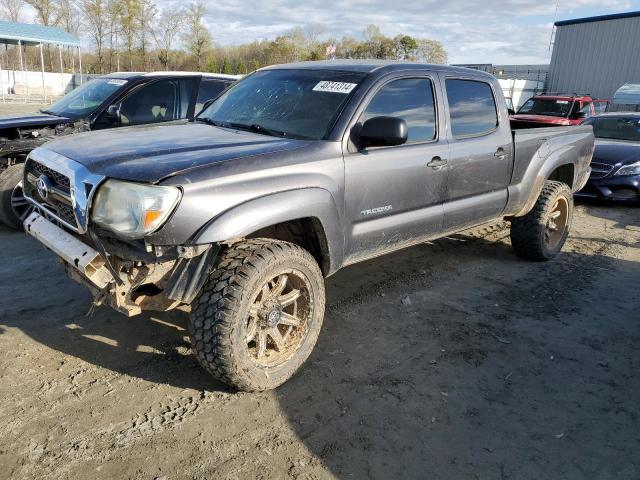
[106,0,123,71]
[183,2,211,70]
[59,0,81,35]
[81,0,108,72]
[1,0,24,22]
[25,0,62,26]
[119,0,142,70]
[137,0,156,70]
[152,8,183,69]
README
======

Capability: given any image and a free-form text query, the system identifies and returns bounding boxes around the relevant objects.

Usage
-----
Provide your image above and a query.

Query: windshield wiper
[39,109,58,116]
[194,117,224,127]
[227,122,289,138]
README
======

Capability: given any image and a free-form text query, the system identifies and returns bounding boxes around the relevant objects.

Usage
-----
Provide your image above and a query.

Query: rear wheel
[189,239,325,391]
[510,180,573,261]
[0,163,30,230]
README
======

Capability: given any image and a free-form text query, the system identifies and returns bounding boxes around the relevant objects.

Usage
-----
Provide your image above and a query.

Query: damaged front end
[22,147,218,317]
[24,210,218,316]
[0,120,89,167]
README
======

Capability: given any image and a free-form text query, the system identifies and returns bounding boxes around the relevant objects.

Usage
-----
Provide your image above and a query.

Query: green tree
[236,59,247,74]
[250,59,260,72]
[221,57,233,74]
[395,35,418,60]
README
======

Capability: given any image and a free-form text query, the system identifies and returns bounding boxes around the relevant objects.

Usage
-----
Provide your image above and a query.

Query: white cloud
[158,0,634,63]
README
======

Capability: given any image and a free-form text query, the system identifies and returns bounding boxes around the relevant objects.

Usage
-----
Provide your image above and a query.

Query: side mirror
[359,116,408,149]
[106,104,122,124]
[573,111,588,119]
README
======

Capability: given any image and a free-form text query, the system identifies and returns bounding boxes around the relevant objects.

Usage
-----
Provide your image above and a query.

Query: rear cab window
[445,79,498,137]
[358,77,437,144]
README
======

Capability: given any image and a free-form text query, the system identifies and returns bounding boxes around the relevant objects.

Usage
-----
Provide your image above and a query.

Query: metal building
[547,11,640,100]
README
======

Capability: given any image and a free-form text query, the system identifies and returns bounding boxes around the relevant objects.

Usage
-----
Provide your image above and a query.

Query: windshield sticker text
[313,81,357,94]
[108,79,128,86]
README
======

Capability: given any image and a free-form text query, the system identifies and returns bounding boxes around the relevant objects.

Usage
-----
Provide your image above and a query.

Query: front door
[344,76,448,263]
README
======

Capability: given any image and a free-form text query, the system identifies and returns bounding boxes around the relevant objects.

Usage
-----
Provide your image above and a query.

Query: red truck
[510,94,608,128]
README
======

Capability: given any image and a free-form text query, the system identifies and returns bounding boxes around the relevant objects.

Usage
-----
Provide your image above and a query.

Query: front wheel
[510,180,573,261]
[0,163,30,230]
[189,239,325,391]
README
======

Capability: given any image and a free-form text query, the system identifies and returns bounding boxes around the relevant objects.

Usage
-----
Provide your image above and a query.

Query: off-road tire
[0,163,26,230]
[189,238,325,391]
[510,180,573,261]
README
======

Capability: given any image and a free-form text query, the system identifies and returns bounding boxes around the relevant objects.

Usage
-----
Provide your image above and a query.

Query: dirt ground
[1,102,639,480]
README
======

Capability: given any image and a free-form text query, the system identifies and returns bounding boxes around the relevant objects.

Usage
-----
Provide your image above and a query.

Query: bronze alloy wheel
[245,269,312,368]
[545,196,568,250]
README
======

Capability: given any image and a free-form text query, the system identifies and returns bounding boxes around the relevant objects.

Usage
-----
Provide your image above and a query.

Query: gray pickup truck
[21,61,594,391]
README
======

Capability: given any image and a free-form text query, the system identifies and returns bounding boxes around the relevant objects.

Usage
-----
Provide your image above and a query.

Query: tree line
[0,0,447,74]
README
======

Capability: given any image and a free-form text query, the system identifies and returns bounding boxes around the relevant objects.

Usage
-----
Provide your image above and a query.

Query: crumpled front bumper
[24,211,114,288]
[23,211,218,317]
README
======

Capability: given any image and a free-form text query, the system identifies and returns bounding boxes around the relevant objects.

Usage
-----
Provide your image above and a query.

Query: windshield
[583,116,640,141]
[198,69,366,140]
[45,78,128,117]
[517,98,573,118]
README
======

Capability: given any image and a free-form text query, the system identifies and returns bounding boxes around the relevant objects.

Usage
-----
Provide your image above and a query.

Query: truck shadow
[0,227,515,394]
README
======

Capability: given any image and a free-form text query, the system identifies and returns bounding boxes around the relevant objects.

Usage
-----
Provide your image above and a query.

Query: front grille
[25,159,71,193]
[590,161,614,179]
[23,158,78,230]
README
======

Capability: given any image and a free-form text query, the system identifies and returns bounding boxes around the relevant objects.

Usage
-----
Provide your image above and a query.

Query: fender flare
[192,188,345,274]
[507,150,579,218]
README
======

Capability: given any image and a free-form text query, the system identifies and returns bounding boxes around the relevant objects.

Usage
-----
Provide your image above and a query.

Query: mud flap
[164,245,220,304]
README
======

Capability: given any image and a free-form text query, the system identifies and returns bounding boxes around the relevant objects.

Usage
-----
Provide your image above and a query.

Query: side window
[195,79,229,113]
[119,78,195,125]
[445,79,498,137]
[359,78,437,143]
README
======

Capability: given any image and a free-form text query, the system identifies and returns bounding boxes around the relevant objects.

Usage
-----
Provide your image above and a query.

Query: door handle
[427,156,448,169]
[494,148,507,160]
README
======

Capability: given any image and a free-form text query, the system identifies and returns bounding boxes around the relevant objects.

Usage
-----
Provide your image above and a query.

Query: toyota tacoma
[21,61,594,391]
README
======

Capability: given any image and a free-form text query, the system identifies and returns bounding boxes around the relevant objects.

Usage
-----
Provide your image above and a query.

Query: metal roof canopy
[0,20,83,103]
[0,20,80,47]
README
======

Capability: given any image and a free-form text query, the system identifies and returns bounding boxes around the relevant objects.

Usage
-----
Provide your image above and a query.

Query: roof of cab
[101,71,241,80]
[262,60,494,78]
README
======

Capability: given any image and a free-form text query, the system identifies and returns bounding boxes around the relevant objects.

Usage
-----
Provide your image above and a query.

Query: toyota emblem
[36,174,52,201]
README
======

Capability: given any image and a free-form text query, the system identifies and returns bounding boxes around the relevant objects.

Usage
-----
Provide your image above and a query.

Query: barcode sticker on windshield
[108,79,127,86]
[312,81,357,94]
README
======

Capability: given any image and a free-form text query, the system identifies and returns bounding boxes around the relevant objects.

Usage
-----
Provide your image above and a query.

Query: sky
[165,0,640,64]
[18,0,640,65]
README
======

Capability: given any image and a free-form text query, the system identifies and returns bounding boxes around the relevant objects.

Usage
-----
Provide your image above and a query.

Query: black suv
[0,71,239,228]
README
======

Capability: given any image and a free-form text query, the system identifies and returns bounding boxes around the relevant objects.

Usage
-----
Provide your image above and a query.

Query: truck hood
[0,112,73,129]
[592,138,640,166]
[42,122,310,183]
[510,114,571,125]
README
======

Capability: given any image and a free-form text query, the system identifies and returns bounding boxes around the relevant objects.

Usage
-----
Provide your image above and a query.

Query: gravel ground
[0,102,639,480]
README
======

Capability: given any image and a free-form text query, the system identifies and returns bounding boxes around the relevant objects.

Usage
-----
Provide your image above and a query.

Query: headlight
[615,161,640,176]
[91,179,181,239]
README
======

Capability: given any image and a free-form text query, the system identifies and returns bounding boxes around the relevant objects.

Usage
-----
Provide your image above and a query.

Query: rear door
[343,74,447,263]
[440,77,513,230]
